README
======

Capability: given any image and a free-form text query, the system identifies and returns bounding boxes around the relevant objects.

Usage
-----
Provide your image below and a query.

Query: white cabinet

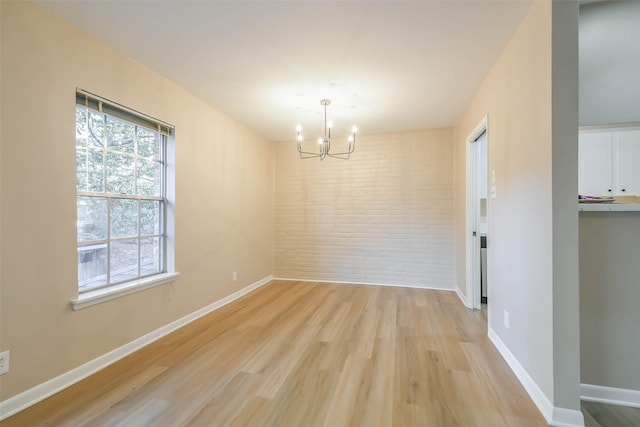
[579,128,640,196]
[579,131,613,196]
[617,130,640,195]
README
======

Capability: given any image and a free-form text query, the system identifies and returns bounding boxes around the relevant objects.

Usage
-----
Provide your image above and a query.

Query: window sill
[70,272,180,310]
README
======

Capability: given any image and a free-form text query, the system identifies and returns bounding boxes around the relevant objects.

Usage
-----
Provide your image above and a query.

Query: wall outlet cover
[0,350,9,375]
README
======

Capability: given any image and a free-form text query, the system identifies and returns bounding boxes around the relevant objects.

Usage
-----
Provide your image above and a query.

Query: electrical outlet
[232,271,237,282]
[504,311,510,329]
[0,351,9,375]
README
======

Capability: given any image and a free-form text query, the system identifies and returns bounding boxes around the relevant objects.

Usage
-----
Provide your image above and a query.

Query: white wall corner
[455,286,473,309]
[488,328,585,426]
[581,383,640,408]
[0,275,273,421]
[488,328,554,422]
[550,407,585,427]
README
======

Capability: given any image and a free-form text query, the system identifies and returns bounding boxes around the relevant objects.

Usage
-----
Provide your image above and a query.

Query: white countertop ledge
[579,203,640,212]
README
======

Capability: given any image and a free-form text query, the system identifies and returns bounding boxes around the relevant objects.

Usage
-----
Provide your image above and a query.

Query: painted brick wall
[274,128,454,289]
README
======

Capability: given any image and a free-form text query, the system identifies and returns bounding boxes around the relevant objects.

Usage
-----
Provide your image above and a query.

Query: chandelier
[296,99,357,160]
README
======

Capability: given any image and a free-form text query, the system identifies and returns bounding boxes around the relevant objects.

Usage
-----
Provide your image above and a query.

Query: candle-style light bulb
[327,121,333,129]
[352,125,358,133]
[296,124,302,132]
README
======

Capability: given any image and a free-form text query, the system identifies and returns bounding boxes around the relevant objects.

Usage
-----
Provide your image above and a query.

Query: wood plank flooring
[582,400,640,427]
[2,280,547,426]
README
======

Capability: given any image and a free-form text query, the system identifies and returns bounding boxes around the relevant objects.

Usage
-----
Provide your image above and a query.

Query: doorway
[466,117,489,309]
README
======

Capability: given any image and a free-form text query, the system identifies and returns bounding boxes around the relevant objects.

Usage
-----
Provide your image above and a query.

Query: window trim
[71,272,180,310]
[76,89,174,136]
[73,89,177,308]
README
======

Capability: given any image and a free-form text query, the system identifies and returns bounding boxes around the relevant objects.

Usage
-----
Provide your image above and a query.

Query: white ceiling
[37,0,533,142]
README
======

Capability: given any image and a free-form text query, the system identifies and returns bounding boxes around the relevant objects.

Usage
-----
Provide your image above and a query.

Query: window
[75,90,174,296]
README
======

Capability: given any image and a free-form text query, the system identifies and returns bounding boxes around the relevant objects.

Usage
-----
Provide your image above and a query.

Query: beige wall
[274,129,454,289]
[0,1,273,401]
[454,0,580,415]
[454,1,554,398]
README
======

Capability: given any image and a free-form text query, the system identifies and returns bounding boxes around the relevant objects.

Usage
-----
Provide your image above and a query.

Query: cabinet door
[579,131,613,196]
[616,129,640,196]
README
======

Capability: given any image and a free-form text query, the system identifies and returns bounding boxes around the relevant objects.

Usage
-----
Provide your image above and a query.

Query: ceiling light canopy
[296,99,357,161]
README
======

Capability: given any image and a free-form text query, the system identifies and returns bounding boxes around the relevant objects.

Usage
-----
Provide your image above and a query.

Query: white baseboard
[488,328,585,427]
[551,407,586,427]
[454,286,473,308]
[273,277,455,292]
[581,383,640,408]
[0,275,273,421]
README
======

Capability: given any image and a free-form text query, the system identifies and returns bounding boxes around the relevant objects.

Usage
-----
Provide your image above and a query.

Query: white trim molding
[465,115,488,310]
[488,328,585,427]
[581,383,640,408]
[0,275,273,421]
[273,277,455,292]
[455,286,473,309]
[551,407,586,427]
[71,272,180,310]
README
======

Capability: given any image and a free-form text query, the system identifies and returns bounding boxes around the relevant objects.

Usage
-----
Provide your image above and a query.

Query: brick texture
[274,129,454,289]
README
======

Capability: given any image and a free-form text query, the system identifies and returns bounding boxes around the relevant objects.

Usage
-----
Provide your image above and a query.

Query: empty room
[1,1,639,426]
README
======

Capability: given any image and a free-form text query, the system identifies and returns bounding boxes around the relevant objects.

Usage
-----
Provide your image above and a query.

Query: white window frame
[71,89,178,310]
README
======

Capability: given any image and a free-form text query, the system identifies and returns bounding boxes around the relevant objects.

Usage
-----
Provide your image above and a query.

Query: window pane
[137,158,162,196]
[110,239,138,283]
[76,106,88,146]
[140,200,161,236]
[110,198,138,238]
[87,148,105,192]
[77,147,105,193]
[107,117,135,153]
[76,149,87,190]
[88,111,105,147]
[137,128,161,159]
[77,196,107,241]
[141,237,162,276]
[78,243,107,291]
[107,152,135,194]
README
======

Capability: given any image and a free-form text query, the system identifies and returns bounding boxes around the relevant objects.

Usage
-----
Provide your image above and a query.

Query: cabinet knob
[608,189,612,192]
[622,189,626,192]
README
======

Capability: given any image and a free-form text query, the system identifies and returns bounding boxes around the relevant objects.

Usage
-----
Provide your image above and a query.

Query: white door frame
[466,116,488,309]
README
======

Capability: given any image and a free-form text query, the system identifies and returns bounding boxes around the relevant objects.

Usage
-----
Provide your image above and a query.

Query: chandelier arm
[324,136,355,157]
[298,141,322,159]
[326,152,351,160]
[299,151,322,159]
[321,139,328,160]
[324,103,328,140]
[325,150,353,156]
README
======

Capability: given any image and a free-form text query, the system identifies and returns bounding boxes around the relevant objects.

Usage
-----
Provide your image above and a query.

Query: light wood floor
[3,280,547,426]
[582,400,640,427]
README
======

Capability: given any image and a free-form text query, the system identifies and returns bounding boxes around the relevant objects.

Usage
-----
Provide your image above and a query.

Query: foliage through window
[76,93,169,293]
